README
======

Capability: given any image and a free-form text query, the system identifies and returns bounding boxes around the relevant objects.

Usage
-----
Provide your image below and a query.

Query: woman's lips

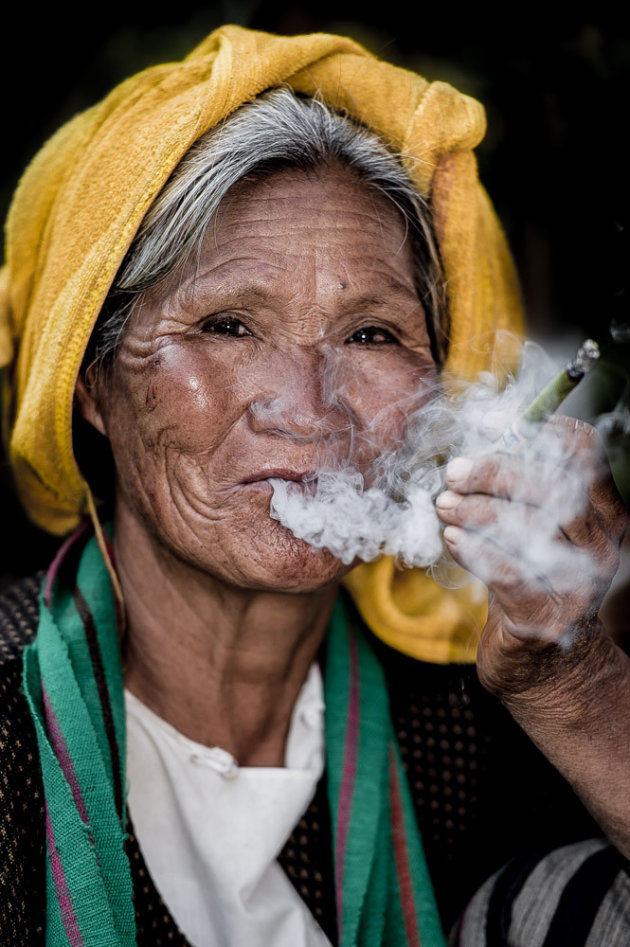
[239,469,316,495]
[241,469,315,484]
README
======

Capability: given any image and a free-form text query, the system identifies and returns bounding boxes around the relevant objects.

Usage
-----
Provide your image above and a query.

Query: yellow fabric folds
[0,24,524,663]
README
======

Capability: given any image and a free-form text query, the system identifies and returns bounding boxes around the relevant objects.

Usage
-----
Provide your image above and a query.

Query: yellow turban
[0,24,524,663]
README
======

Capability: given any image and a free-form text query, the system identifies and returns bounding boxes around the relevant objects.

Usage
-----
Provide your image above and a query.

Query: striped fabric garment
[325,601,446,946]
[22,525,447,946]
[22,526,134,945]
[452,838,630,946]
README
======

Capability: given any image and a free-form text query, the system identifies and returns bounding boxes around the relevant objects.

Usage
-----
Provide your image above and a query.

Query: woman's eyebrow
[177,279,421,311]
[175,281,275,309]
[327,285,424,320]
[341,287,420,308]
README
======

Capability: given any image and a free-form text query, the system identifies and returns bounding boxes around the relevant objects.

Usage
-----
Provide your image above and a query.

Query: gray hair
[86,87,447,373]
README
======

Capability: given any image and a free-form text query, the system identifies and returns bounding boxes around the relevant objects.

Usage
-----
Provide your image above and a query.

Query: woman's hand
[435,415,626,697]
[436,415,630,856]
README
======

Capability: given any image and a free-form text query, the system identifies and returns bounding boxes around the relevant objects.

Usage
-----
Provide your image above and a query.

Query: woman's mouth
[243,468,315,484]
[240,469,316,495]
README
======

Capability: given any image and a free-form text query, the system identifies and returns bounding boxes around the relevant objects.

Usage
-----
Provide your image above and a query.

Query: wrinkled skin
[436,417,630,856]
[76,163,439,763]
[78,163,630,845]
[80,165,437,594]
[435,417,627,696]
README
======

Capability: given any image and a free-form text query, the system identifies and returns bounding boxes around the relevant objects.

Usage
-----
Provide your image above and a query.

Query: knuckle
[592,481,628,537]
[552,414,599,444]
[476,452,518,497]
[599,537,620,576]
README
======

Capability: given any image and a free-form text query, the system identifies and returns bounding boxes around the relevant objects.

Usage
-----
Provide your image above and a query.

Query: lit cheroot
[500,338,599,448]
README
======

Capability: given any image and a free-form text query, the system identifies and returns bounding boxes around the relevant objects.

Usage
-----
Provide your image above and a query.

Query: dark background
[1,4,629,611]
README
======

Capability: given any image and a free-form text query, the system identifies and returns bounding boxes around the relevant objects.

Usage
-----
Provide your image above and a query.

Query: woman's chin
[224,525,350,594]
[141,510,346,594]
[189,498,350,593]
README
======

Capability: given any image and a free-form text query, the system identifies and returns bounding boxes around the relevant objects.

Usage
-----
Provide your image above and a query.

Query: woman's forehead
[151,164,418,307]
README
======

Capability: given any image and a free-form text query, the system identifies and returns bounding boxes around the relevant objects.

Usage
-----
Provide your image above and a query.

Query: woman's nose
[246,348,353,442]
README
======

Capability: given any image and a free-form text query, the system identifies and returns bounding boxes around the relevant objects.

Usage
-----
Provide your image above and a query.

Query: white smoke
[268,339,613,579]
[270,471,443,567]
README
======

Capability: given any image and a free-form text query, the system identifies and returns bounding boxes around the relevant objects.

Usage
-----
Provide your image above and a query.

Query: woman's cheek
[337,354,437,452]
[114,345,245,455]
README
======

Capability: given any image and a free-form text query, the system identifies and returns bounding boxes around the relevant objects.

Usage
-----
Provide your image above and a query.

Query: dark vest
[0,575,601,945]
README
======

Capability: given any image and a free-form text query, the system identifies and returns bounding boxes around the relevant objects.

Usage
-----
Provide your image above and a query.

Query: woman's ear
[75,364,108,438]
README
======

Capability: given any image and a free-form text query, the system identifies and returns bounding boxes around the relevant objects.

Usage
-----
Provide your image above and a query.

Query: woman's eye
[346,326,397,345]
[202,317,251,337]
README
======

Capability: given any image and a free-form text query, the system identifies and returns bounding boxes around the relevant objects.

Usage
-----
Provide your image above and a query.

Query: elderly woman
[0,24,628,947]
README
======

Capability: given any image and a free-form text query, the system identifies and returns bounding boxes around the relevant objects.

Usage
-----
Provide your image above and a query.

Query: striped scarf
[23,528,446,946]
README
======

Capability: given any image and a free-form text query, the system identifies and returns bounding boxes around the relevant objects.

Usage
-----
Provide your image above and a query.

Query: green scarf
[23,528,446,946]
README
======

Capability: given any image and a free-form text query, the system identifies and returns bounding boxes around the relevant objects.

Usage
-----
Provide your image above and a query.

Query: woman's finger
[444,450,590,511]
[436,490,559,560]
[437,488,621,580]
[445,418,625,544]
[435,490,548,536]
[447,415,599,492]
[442,524,598,637]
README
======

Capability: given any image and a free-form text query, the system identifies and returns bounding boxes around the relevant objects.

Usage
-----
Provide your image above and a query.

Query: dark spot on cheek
[338,281,346,290]
[151,357,162,371]
[145,383,159,411]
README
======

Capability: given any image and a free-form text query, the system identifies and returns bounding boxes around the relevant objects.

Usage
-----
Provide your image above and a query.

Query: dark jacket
[0,575,604,945]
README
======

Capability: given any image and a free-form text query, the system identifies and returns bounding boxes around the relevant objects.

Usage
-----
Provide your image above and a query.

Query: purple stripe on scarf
[44,523,89,608]
[389,747,421,947]
[42,683,90,828]
[46,803,85,946]
[335,628,360,938]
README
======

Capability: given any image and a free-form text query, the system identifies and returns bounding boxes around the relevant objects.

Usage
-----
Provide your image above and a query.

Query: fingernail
[443,525,463,544]
[435,490,462,510]
[446,457,473,484]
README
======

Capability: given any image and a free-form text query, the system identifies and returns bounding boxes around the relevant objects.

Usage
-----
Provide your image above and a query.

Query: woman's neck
[114,509,337,767]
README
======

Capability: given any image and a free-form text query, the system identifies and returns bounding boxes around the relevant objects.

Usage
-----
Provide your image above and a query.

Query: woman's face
[82,164,438,592]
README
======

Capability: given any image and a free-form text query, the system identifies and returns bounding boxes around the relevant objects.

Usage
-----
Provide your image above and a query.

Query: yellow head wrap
[0,24,523,663]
